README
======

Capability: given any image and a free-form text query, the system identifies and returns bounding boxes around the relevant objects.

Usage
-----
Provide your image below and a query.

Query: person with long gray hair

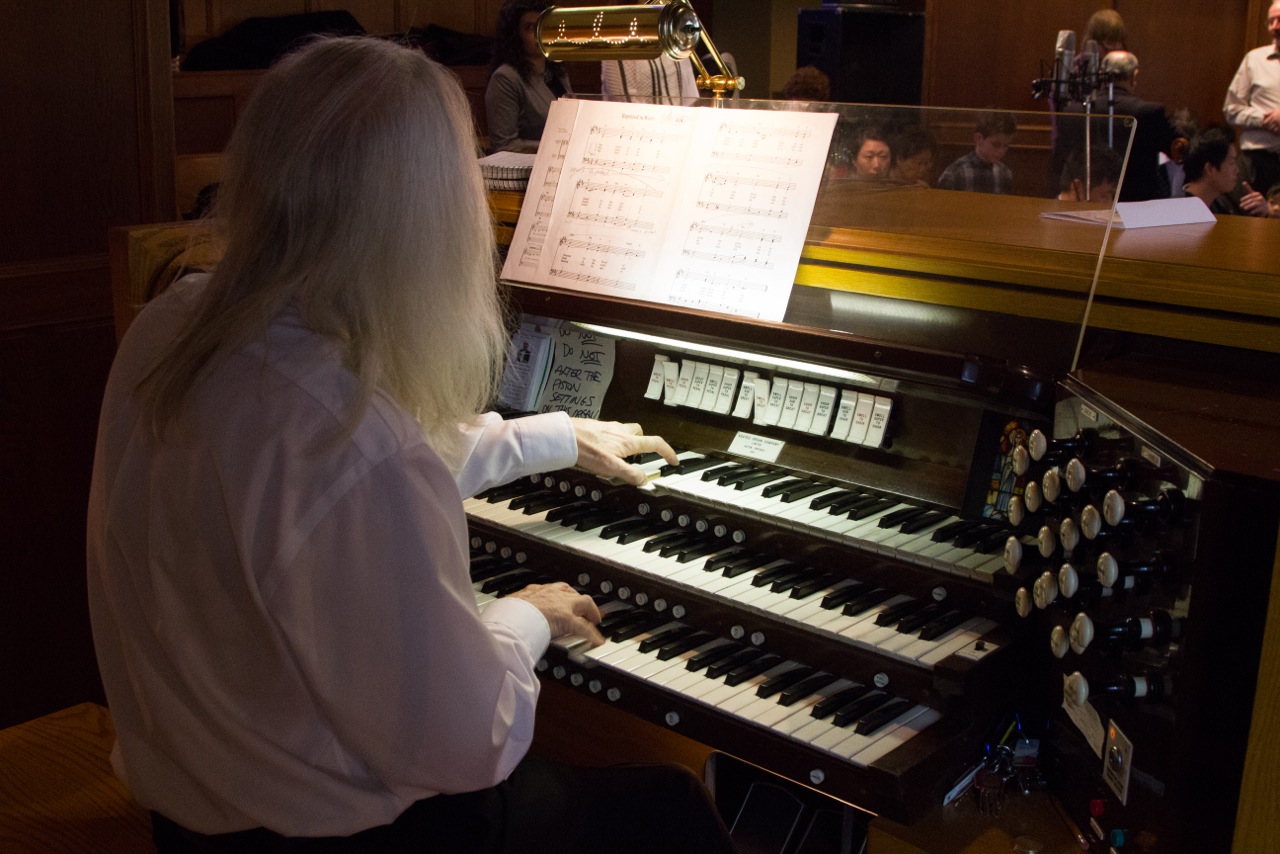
[87,36,734,854]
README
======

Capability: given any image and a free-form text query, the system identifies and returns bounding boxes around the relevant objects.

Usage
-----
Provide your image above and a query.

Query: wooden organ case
[476,99,1280,852]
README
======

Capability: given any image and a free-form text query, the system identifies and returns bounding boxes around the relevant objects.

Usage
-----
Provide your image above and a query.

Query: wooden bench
[0,703,153,853]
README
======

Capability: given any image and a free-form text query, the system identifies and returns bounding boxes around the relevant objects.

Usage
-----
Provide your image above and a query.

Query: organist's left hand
[570,418,678,486]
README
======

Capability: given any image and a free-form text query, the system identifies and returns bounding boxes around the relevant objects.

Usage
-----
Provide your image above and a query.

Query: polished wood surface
[1234,529,1280,853]
[0,703,152,853]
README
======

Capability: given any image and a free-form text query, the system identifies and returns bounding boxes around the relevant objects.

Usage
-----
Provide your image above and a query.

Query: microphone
[1053,30,1076,102]
[1081,39,1101,94]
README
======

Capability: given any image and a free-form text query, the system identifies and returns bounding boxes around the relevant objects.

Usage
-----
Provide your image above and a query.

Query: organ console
[471,98,1280,852]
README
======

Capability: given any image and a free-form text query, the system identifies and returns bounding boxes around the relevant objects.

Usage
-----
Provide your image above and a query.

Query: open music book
[501,99,837,322]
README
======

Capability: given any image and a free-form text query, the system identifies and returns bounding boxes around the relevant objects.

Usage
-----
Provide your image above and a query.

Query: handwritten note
[502,99,836,322]
[534,323,616,419]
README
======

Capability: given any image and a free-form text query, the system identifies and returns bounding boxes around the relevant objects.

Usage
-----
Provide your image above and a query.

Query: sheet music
[501,100,836,322]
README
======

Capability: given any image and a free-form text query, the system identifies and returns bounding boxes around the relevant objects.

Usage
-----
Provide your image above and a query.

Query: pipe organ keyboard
[478,283,1280,847]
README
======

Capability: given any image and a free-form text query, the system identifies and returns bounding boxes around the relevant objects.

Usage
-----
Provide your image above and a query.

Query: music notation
[549,268,637,292]
[502,99,836,322]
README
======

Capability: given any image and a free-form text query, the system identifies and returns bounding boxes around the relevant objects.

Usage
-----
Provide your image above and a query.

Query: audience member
[783,65,830,102]
[1057,146,1122,203]
[1181,127,1269,216]
[1083,9,1127,54]
[849,125,893,180]
[484,0,571,152]
[1157,108,1199,198]
[602,56,699,102]
[937,111,1017,194]
[1223,1,1280,196]
[1269,184,1280,217]
[1093,51,1173,201]
[89,35,736,854]
[891,127,937,187]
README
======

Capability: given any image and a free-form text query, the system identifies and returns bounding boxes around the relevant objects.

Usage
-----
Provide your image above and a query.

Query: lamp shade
[537,3,702,63]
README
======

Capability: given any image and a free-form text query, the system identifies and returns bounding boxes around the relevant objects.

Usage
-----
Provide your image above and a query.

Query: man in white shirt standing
[88,36,735,854]
[1224,1,1280,196]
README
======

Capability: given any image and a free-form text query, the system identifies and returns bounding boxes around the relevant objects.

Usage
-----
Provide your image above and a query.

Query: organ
[473,99,1280,851]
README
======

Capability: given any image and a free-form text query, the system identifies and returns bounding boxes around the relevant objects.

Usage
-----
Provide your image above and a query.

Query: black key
[701,463,748,482]
[769,567,817,594]
[763,477,812,498]
[656,532,705,558]
[779,672,839,706]
[596,608,639,635]
[642,530,693,553]
[471,560,518,584]
[507,488,555,510]
[833,691,891,727]
[873,598,925,627]
[810,489,858,511]
[756,665,816,698]
[790,570,845,600]
[659,456,722,477]
[619,522,672,545]
[544,500,592,523]
[703,547,748,572]
[811,683,869,719]
[676,540,730,564]
[821,581,870,609]
[519,493,569,515]
[778,481,832,503]
[976,527,1013,554]
[854,697,915,735]
[951,524,1001,549]
[468,553,504,576]
[931,519,981,543]
[722,555,772,579]
[638,625,695,654]
[713,466,760,488]
[877,506,929,529]
[896,602,949,633]
[481,478,541,503]
[734,471,787,491]
[491,571,546,597]
[573,509,622,532]
[724,654,784,686]
[918,609,971,641]
[480,569,536,595]
[841,587,895,615]
[599,517,649,539]
[849,498,898,520]
[829,493,879,515]
[705,647,765,680]
[750,560,801,587]
[686,642,743,672]
[657,631,718,660]
[611,613,667,642]
[630,452,663,465]
[900,510,950,535]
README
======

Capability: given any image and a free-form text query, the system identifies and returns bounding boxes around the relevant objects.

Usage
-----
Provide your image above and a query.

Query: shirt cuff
[517,411,578,473]
[481,597,553,658]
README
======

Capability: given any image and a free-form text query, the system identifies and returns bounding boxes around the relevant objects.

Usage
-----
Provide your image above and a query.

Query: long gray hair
[141,37,507,460]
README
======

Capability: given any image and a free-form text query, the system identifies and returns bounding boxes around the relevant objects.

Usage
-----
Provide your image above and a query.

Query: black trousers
[151,756,737,854]
[1238,147,1280,197]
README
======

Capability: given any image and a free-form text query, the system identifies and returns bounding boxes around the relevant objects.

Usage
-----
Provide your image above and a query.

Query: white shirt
[601,56,699,102]
[87,275,578,835]
[1224,43,1280,152]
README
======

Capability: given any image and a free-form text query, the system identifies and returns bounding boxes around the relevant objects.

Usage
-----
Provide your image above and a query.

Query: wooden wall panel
[1,0,174,729]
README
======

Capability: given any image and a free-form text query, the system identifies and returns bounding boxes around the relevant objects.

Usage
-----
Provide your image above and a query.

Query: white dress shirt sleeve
[452,410,578,498]
[1224,55,1265,129]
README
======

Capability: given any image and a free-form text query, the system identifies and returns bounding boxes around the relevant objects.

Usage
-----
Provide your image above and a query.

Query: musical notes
[501,99,836,322]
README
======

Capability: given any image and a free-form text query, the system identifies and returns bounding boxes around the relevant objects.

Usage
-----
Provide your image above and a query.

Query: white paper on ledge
[1041,196,1216,229]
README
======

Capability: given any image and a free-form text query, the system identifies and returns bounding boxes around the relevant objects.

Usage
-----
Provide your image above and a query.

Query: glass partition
[506,94,1134,385]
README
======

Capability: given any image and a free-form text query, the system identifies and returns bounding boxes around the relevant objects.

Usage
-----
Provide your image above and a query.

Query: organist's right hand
[509,581,606,647]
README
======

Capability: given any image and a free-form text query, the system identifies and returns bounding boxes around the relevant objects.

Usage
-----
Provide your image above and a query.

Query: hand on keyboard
[570,418,679,486]
[509,581,606,647]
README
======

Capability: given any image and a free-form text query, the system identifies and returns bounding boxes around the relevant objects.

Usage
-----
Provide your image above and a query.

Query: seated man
[890,127,937,187]
[937,110,1017,194]
[1181,127,1269,216]
[1097,51,1174,201]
